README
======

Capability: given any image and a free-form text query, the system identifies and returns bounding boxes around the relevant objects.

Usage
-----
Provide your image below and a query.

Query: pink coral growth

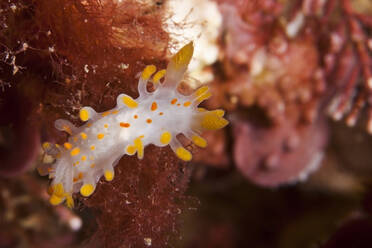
[207,0,371,187]
[208,0,328,186]
[233,118,327,186]
[314,0,372,132]
[217,0,282,66]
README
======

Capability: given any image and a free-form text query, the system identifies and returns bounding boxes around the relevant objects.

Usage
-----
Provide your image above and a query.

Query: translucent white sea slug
[38,42,229,208]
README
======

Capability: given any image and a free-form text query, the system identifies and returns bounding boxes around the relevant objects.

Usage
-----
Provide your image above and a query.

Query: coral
[207,0,371,186]
[310,0,372,132]
[233,118,327,187]
[215,35,324,123]
[217,0,282,66]
[207,0,328,186]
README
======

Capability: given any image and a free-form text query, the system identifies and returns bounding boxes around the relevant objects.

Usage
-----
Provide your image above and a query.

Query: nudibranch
[38,42,228,208]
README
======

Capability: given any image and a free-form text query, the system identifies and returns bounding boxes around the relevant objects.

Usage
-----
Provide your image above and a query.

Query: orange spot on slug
[80,132,87,139]
[101,111,110,117]
[151,102,158,111]
[120,122,130,128]
[64,142,72,150]
[184,101,191,107]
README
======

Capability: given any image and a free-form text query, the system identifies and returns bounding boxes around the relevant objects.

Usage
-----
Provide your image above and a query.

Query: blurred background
[1,0,372,247]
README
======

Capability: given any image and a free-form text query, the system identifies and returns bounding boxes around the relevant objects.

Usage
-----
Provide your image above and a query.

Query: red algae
[35,1,188,246]
[0,176,80,247]
[0,89,40,177]
[83,146,190,248]
[1,0,191,247]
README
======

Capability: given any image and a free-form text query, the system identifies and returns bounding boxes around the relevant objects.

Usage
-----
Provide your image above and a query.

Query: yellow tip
[201,112,229,130]
[49,194,64,205]
[142,65,157,80]
[175,147,192,161]
[192,135,207,148]
[64,142,72,150]
[122,96,138,108]
[134,137,144,159]
[195,86,209,97]
[80,108,89,122]
[160,131,172,145]
[42,142,51,150]
[172,42,194,69]
[80,184,95,197]
[212,109,225,117]
[104,170,114,181]
[65,194,74,208]
[53,183,64,197]
[196,91,212,103]
[126,145,136,155]
[152,69,166,83]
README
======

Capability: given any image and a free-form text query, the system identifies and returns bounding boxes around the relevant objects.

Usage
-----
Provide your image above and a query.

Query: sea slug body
[38,42,229,208]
